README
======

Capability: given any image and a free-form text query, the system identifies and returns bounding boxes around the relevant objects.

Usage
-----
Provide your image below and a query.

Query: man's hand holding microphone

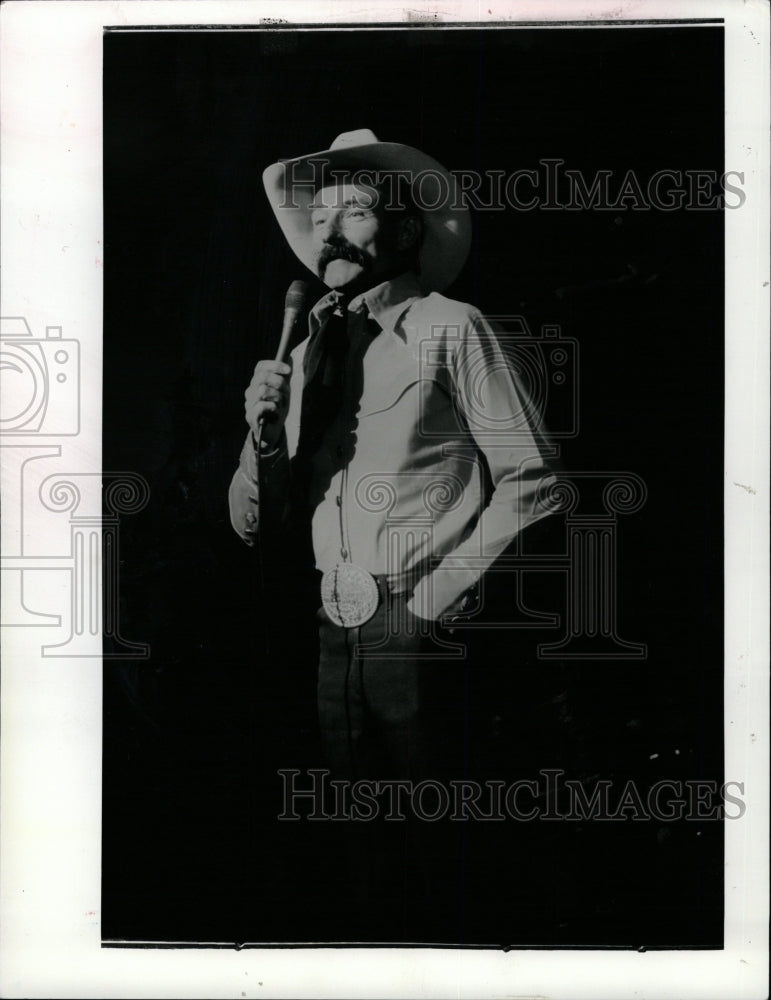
[245,280,307,450]
[245,357,292,449]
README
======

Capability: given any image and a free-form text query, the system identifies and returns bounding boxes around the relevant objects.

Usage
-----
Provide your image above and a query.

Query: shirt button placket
[335,446,349,562]
[336,313,356,565]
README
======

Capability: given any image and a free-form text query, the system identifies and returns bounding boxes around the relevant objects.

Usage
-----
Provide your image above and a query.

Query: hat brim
[263,141,471,294]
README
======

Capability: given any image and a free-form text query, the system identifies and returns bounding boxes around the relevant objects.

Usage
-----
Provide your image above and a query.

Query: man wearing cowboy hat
[229,130,558,930]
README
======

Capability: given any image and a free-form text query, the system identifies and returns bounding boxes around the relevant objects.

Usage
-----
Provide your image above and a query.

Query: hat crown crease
[330,129,380,149]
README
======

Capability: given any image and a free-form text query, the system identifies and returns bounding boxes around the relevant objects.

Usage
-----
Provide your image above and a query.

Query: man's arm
[407,311,558,620]
[228,354,297,545]
[228,430,290,545]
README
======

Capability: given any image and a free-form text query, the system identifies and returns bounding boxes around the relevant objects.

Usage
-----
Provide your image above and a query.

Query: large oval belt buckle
[321,563,379,628]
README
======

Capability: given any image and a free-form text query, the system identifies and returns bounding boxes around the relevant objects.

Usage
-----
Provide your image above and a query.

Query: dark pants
[309,517,577,942]
[316,581,473,940]
[317,581,472,782]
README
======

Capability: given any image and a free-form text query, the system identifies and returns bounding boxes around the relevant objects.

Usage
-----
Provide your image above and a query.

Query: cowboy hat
[262,129,471,293]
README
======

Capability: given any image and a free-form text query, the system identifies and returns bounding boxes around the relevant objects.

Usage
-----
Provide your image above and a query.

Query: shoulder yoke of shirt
[295,272,482,363]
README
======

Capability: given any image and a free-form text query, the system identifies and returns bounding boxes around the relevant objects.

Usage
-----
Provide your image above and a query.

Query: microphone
[255,279,309,439]
[274,279,308,363]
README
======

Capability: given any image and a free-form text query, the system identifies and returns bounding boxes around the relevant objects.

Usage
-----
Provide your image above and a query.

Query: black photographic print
[101,20,730,951]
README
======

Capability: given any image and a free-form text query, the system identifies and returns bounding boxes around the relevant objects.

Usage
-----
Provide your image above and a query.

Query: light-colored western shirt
[229,272,558,620]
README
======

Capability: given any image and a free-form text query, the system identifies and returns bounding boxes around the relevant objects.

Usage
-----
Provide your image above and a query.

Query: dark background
[103,25,724,947]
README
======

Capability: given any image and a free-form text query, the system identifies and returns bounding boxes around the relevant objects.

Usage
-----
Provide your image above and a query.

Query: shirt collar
[310,271,424,333]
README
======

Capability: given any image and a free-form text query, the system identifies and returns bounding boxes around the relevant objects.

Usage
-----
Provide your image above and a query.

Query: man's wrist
[252,427,287,460]
[407,571,479,622]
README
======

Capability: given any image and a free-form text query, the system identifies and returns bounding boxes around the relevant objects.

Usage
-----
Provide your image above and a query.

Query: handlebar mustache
[317,240,373,278]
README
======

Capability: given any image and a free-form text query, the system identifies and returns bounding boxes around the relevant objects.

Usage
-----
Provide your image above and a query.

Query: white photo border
[1,1,768,997]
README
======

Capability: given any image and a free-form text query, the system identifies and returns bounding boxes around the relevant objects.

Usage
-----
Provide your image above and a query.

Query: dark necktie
[292,304,350,505]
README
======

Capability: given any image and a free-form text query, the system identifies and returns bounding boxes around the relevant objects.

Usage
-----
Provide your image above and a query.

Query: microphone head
[285,279,309,312]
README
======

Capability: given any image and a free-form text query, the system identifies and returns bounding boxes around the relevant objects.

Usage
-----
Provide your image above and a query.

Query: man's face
[310,182,402,293]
